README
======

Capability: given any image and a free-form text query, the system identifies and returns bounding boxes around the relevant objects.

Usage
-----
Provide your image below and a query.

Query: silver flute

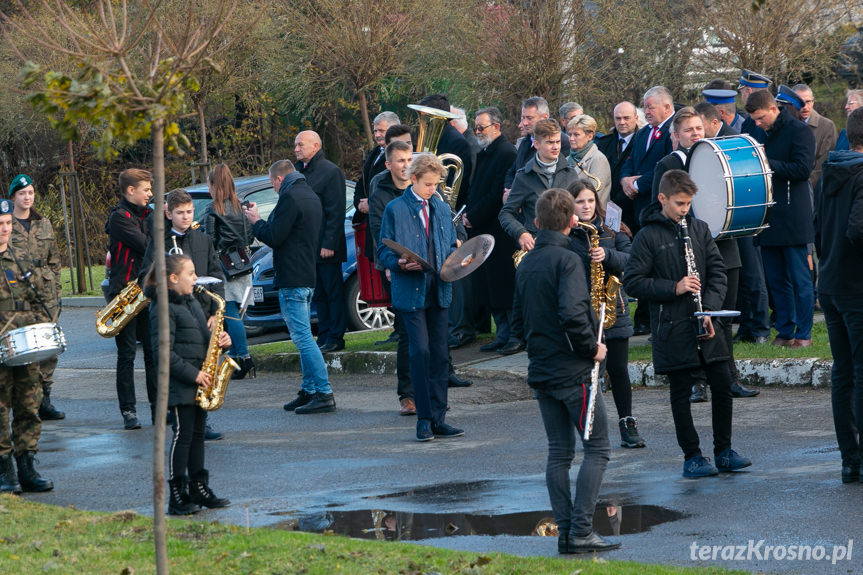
[584,303,606,441]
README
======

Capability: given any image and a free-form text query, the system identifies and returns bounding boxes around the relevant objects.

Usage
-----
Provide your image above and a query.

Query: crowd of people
[1,67,861,555]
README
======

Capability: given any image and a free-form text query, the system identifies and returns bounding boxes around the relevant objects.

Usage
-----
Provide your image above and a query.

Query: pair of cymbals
[381,235,495,281]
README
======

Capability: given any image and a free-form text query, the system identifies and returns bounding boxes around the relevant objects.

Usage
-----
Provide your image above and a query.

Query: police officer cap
[0,198,12,215]
[8,174,33,196]
[702,89,737,105]
[775,84,804,110]
[738,69,771,89]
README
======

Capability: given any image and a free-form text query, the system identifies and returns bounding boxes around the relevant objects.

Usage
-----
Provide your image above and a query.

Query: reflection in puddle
[268,504,685,541]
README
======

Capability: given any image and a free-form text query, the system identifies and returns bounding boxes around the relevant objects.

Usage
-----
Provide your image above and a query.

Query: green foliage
[21,60,192,160]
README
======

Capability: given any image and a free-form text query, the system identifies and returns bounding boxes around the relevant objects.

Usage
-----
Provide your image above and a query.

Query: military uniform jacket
[11,211,61,310]
[0,248,45,328]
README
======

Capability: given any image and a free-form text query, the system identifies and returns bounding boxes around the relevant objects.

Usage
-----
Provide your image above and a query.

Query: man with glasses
[558,102,584,132]
[792,84,836,190]
[463,107,517,352]
[836,90,863,152]
[504,96,572,199]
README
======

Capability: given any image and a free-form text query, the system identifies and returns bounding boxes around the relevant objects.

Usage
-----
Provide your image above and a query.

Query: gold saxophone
[95,280,151,337]
[195,286,240,411]
[578,221,621,331]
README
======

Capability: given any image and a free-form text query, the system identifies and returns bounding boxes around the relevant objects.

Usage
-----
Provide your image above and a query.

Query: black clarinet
[679,218,708,340]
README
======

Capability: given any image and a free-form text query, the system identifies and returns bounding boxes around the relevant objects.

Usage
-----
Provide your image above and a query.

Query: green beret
[9,174,33,196]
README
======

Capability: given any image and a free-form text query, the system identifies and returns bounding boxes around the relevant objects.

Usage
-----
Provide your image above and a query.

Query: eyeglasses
[474,123,494,133]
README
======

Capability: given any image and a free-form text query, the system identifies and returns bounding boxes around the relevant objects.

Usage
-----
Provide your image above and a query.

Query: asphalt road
[25,306,860,574]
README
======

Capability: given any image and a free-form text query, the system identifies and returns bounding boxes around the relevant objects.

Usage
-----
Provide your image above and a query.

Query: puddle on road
[268,505,685,541]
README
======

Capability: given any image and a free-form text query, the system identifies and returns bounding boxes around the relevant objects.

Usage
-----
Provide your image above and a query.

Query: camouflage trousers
[0,363,42,456]
[39,355,58,390]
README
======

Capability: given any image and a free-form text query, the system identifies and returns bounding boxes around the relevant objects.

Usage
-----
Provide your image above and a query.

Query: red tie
[422,200,429,237]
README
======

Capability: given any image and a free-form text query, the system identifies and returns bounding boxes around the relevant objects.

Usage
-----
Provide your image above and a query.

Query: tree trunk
[68,142,86,293]
[197,100,209,184]
[358,89,374,148]
[151,119,170,575]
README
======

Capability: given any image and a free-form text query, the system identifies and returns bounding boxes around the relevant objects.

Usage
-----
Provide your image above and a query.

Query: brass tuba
[95,280,151,337]
[577,221,620,331]
[408,104,465,220]
[195,286,240,411]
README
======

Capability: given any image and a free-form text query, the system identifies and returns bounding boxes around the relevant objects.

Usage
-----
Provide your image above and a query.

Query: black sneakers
[294,392,336,414]
[618,416,646,448]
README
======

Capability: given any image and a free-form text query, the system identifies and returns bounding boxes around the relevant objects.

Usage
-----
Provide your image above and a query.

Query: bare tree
[1,1,237,572]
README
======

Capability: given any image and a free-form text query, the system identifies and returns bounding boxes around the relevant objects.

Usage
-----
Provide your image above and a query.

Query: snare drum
[688,135,774,239]
[0,323,67,366]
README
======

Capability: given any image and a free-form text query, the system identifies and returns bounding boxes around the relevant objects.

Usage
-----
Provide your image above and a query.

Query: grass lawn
[0,495,743,574]
[60,266,106,298]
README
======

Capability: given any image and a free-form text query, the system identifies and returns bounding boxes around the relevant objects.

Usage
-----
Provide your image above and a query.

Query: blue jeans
[224,300,249,358]
[534,383,610,537]
[821,293,863,466]
[278,288,332,395]
[761,245,814,340]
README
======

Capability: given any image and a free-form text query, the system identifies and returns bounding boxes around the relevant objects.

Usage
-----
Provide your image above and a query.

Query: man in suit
[619,86,674,234]
[463,107,518,352]
[504,96,572,194]
[596,101,638,216]
[738,70,771,143]
[745,90,816,348]
[793,84,837,190]
[355,111,400,220]
[294,130,348,353]
[694,101,736,139]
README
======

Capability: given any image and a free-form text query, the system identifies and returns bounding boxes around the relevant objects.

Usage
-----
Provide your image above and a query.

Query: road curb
[254,350,833,387]
[62,296,105,308]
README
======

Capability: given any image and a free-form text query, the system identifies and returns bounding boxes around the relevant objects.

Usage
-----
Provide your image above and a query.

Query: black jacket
[353,144,387,217]
[252,172,322,289]
[297,149,347,263]
[595,128,635,214]
[436,123,473,209]
[814,150,863,296]
[499,154,580,242]
[757,107,816,247]
[623,202,728,374]
[138,218,225,316]
[202,200,255,253]
[466,134,518,310]
[106,198,152,297]
[568,216,633,340]
[147,286,210,407]
[368,170,407,269]
[513,229,598,390]
[504,132,572,190]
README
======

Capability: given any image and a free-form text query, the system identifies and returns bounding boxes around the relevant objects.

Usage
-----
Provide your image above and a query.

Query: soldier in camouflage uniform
[9,174,65,420]
[0,197,54,493]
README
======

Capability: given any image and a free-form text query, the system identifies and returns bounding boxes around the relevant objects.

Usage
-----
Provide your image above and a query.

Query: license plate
[253,287,264,302]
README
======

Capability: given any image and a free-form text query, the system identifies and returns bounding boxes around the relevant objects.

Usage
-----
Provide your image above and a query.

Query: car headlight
[253,264,260,278]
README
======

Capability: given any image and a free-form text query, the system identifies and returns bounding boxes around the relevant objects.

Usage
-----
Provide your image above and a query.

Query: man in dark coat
[624,169,750,478]
[295,130,348,353]
[463,107,517,351]
[504,96,572,191]
[814,107,863,483]
[745,91,816,348]
[354,111,400,221]
[246,160,335,415]
[596,101,638,215]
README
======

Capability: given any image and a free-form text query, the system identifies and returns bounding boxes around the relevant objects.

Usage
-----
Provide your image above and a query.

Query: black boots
[0,454,21,494]
[39,385,65,420]
[188,470,230,508]
[16,452,53,492]
[168,478,200,515]
[618,417,646,448]
[231,357,256,380]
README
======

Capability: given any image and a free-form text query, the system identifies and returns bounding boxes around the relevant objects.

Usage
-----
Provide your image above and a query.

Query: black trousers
[169,404,206,481]
[115,311,156,414]
[314,262,346,345]
[382,276,412,400]
[606,338,632,419]
[667,358,733,460]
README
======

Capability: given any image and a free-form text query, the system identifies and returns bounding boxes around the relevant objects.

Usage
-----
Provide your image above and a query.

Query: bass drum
[688,135,774,239]
[0,323,67,366]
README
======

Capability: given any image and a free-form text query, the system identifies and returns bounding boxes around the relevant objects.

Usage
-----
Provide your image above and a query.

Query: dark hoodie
[106,198,152,297]
[814,150,863,296]
[368,170,406,270]
[623,202,727,374]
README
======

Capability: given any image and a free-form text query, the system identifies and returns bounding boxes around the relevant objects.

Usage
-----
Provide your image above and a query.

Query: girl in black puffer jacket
[145,254,232,515]
[567,180,645,449]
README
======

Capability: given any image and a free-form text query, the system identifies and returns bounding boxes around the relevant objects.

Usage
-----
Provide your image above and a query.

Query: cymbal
[440,234,495,282]
[381,239,434,272]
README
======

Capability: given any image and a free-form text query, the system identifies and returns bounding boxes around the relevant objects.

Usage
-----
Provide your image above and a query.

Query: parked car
[102,175,395,336]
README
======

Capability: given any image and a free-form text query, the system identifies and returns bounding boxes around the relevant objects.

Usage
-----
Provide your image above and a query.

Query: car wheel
[345,274,394,331]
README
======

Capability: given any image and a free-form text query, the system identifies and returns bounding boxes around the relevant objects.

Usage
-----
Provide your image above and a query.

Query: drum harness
[0,247,56,334]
